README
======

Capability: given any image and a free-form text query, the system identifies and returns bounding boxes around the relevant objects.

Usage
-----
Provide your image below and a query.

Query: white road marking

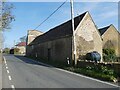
[3,56,7,64]
[6,66,8,69]
[4,61,7,64]
[4,59,7,64]
[3,56,5,60]
[7,70,10,74]
[8,75,12,80]
[11,85,15,89]
[3,56,15,89]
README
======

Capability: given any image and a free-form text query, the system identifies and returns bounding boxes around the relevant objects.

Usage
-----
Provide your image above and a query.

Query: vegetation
[3,47,10,53]
[1,2,15,31]
[103,48,117,62]
[64,65,118,82]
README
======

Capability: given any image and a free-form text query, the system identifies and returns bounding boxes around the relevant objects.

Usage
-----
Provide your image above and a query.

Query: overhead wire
[34,0,68,30]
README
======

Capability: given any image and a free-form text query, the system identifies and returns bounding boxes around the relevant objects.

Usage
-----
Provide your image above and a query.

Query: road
[2,54,120,89]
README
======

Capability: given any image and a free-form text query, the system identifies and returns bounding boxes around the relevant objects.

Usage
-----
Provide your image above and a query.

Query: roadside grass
[64,66,118,82]
[26,56,118,83]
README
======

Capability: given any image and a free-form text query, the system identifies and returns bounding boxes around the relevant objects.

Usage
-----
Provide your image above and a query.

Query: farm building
[15,42,26,54]
[99,24,120,57]
[26,11,103,64]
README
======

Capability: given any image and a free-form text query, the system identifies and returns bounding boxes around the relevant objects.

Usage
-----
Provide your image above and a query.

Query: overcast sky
[4,2,118,48]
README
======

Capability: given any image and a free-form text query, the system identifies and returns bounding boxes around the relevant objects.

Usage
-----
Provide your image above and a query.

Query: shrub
[103,48,115,55]
[103,48,116,62]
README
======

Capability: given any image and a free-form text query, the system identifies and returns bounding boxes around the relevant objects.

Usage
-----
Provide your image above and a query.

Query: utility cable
[34,0,68,30]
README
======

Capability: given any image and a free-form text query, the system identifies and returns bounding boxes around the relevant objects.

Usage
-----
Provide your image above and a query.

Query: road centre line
[8,75,12,81]
[6,66,8,69]
[7,70,10,74]
[4,58,7,64]
[11,85,15,89]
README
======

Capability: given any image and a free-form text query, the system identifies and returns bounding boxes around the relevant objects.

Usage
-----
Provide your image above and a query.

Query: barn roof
[29,11,87,45]
[98,25,111,36]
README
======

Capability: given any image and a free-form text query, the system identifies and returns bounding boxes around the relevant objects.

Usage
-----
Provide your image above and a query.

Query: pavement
[2,54,120,89]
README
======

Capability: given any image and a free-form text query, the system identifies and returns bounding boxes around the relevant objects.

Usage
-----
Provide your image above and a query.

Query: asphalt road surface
[2,54,120,89]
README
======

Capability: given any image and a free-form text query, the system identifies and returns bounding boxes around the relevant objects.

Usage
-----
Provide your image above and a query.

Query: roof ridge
[98,25,111,30]
[98,25,112,35]
[44,11,87,34]
[29,11,87,45]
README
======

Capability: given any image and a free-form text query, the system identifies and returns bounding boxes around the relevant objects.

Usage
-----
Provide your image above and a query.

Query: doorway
[48,48,51,61]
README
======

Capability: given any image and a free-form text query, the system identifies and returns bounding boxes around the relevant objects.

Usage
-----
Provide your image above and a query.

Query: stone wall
[28,36,72,63]
[75,12,103,62]
[27,30,43,45]
[16,46,26,54]
[102,25,120,57]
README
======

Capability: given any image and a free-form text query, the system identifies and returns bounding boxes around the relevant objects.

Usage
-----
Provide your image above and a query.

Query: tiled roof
[98,25,111,36]
[16,42,26,46]
[30,12,87,45]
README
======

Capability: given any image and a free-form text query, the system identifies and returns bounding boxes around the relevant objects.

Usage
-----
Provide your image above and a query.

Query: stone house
[26,30,43,56]
[15,42,26,54]
[26,30,43,45]
[99,24,120,57]
[26,11,103,64]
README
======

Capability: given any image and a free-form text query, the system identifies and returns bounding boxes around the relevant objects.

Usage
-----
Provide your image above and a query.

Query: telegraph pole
[70,0,77,65]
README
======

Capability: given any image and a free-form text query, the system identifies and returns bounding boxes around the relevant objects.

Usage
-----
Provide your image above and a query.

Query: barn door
[48,48,51,61]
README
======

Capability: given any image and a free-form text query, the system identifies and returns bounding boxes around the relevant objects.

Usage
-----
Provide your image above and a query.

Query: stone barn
[26,11,103,64]
[99,24,120,57]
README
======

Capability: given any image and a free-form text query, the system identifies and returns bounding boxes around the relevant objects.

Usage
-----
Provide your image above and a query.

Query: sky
[3,1,118,48]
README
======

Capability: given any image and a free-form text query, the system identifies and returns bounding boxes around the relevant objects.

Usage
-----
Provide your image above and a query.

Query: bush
[103,48,115,55]
[103,48,116,62]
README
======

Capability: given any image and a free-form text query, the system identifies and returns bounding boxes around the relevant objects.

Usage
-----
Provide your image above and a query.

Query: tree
[1,2,15,31]
[0,2,15,53]
[3,47,10,53]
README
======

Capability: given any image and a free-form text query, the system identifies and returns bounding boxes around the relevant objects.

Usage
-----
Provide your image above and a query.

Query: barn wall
[75,12,103,62]
[102,25,120,57]
[27,37,72,63]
